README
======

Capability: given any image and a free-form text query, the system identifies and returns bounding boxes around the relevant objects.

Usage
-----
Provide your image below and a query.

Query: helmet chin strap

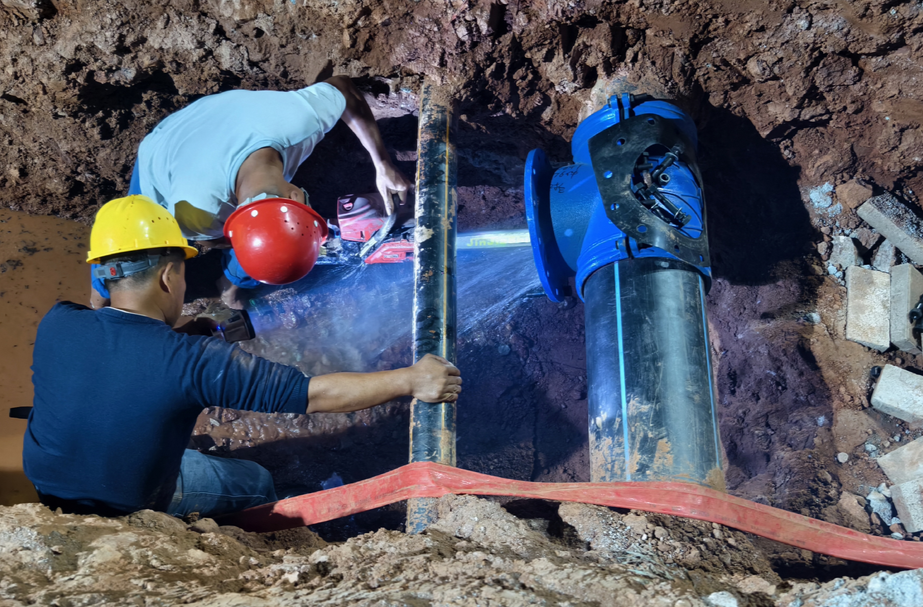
[92,253,163,280]
[240,189,311,208]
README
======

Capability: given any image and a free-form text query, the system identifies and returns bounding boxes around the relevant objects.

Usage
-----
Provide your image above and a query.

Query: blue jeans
[165,449,277,518]
[221,249,261,288]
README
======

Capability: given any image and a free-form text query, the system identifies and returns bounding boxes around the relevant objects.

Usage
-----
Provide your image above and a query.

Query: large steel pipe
[584,258,721,485]
[406,82,458,533]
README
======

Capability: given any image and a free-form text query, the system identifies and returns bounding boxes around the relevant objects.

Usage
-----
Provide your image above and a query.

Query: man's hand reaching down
[376,161,412,215]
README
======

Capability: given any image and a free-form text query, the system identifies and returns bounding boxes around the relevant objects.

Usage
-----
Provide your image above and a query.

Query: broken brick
[857,195,923,266]
[872,240,896,272]
[871,364,923,425]
[829,235,860,270]
[845,266,890,352]
[890,264,923,352]
[878,436,923,485]
[892,478,923,533]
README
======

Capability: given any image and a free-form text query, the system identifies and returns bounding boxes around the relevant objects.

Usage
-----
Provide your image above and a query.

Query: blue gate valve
[525,93,711,302]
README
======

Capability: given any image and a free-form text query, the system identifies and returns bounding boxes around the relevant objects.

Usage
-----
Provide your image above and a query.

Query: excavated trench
[2,0,923,603]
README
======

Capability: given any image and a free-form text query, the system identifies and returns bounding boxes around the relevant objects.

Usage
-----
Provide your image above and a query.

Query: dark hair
[101,248,185,293]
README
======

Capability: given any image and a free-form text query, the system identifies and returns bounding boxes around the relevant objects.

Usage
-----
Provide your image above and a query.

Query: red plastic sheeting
[217,462,923,570]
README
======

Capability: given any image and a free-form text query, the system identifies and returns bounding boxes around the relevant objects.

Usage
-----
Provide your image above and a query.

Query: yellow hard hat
[86,195,198,264]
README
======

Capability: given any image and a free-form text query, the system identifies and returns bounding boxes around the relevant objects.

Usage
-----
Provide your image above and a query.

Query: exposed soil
[2,0,923,600]
[3,0,920,218]
[1,494,917,606]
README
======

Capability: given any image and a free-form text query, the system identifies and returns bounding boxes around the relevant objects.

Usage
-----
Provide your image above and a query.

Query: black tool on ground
[9,406,32,419]
[909,294,923,334]
[212,310,255,343]
[870,366,882,379]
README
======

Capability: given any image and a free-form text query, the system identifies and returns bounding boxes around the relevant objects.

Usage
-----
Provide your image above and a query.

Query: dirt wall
[0,0,919,219]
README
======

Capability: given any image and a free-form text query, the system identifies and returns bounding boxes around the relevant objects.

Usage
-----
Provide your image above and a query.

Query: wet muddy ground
[0,210,89,506]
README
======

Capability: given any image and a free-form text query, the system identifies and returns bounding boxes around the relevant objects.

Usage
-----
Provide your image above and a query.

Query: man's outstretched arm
[306,353,461,414]
[324,75,412,214]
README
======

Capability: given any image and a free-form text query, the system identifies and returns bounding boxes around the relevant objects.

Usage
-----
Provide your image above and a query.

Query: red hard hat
[224,198,328,285]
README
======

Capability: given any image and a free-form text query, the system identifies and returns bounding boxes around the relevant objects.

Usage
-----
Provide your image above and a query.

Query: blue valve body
[525,94,710,302]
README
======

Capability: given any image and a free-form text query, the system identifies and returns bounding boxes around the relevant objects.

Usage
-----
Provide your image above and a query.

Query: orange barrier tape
[217,462,923,569]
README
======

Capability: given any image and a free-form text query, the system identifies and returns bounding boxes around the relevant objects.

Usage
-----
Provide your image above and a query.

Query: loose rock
[837,492,872,534]
[837,180,874,209]
[829,235,861,270]
[705,591,739,607]
[867,489,895,523]
[872,240,896,272]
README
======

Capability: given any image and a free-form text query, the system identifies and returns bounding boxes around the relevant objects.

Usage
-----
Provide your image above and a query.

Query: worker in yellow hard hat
[24,195,461,518]
[89,76,412,311]
[86,194,199,279]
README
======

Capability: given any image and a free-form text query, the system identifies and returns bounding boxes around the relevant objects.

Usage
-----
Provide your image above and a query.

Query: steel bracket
[588,115,711,271]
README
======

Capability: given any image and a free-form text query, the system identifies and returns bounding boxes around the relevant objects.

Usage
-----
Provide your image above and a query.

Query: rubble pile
[824,187,923,538]
[4,494,921,607]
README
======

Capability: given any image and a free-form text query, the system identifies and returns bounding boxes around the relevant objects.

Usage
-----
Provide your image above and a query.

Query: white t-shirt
[136,83,346,240]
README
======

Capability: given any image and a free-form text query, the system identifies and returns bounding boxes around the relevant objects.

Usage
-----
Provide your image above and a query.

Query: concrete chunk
[857,194,923,265]
[878,436,923,485]
[892,478,923,533]
[845,266,891,351]
[829,235,860,270]
[871,364,923,425]
[890,264,923,352]
[872,240,896,272]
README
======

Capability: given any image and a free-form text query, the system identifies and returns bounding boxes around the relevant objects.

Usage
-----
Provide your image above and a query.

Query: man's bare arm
[306,354,461,414]
[324,75,412,213]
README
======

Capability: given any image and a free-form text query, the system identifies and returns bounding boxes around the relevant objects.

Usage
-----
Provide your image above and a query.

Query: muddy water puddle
[0,209,91,505]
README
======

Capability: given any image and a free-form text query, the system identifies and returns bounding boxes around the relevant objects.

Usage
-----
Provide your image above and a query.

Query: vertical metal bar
[406,81,458,533]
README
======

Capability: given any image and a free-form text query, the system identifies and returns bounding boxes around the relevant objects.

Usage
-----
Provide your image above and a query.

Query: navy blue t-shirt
[23,302,310,513]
